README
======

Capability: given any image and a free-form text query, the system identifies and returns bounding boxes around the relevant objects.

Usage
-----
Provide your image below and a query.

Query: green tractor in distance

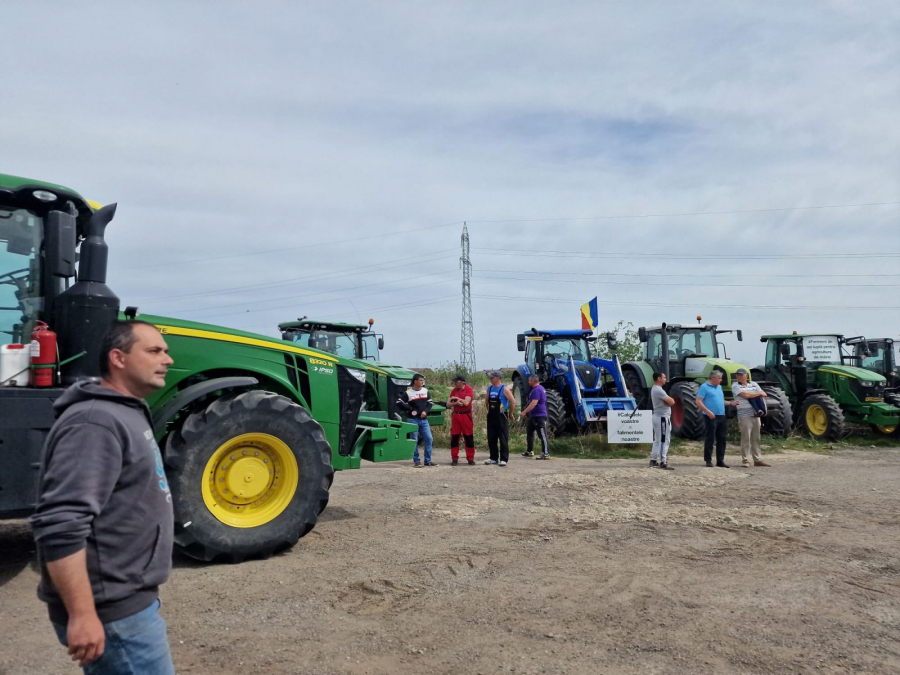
[846,336,900,410]
[622,320,792,439]
[754,333,900,440]
[0,173,415,563]
[278,317,445,426]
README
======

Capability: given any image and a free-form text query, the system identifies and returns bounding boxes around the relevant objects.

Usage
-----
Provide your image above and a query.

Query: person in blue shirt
[696,371,737,468]
[483,371,516,466]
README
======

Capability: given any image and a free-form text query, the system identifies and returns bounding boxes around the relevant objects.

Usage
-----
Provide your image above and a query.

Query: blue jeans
[408,417,433,464]
[53,599,174,675]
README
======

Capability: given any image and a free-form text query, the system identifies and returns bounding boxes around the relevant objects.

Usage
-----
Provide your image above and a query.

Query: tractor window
[765,340,778,367]
[675,329,717,358]
[544,338,590,362]
[645,332,661,360]
[288,330,359,359]
[0,208,42,345]
[360,333,379,361]
[861,344,886,371]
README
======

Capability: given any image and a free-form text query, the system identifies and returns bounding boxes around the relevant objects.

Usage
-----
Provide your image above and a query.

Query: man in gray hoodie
[30,321,176,674]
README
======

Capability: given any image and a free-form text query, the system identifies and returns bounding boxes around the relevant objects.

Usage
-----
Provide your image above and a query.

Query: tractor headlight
[346,368,367,384]
[390,378,412,386]
[860,381,874,387]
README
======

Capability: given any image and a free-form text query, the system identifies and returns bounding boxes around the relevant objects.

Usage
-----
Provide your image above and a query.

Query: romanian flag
[580,297,598,331]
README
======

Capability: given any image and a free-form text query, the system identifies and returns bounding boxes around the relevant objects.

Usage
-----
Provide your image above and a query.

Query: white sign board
[802,336,841,363]
[608,410,652,444]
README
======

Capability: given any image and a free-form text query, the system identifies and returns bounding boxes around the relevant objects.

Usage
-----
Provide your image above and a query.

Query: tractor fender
[152,376,259,434]
[795,388,830,406]
[621,361,654,389]
[513,364,532,382]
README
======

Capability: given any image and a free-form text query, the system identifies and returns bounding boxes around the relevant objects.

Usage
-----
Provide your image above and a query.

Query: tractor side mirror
[736,330,743,342]
[516,334,526,352]
[780,344,791,360]
[378,336,384,351]
[606,332,618,351]
[638,327,648,343]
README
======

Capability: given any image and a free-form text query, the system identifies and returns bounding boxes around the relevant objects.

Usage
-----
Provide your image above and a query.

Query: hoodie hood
[54,380,152,419]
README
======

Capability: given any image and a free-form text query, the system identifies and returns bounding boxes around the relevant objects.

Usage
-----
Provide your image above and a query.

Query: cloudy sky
[4,1,899,369]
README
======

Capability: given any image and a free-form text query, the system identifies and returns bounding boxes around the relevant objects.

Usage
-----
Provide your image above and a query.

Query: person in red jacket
[448,375,476,465]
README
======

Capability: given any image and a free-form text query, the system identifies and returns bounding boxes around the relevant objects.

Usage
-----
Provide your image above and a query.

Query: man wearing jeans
[30,321,176,674]
[397,373,436,467]
[696,371,735,468]
[732,368,771,468]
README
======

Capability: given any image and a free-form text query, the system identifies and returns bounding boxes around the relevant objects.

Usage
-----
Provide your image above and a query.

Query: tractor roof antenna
[459,222,476,374]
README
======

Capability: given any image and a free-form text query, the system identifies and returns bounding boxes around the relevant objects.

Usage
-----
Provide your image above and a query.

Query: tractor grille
[575,363,601,390]
[336,366,365,456]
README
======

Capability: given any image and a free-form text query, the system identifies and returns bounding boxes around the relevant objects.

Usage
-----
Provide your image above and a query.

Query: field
[2,436,899,674]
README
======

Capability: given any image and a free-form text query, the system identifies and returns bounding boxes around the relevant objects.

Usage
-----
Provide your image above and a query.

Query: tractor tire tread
[759,385,793,438]
[800,393,845,441]
[670,380,705,440]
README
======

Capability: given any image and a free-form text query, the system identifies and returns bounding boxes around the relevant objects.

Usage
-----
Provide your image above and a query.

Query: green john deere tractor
[622,321,792,439]
[754,333,900,440]
[278,317,445,426]
[0,173,416,563]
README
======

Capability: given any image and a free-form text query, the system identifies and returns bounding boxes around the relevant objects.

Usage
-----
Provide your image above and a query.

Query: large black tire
[799,393,844,441]
[669,380,705,440]
[623,369,650,410]
[760,385,793,437]
[545,388,567,436]
[165,390,334,563]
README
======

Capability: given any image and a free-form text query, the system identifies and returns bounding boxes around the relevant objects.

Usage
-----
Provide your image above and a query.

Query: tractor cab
[846,337,899,405]
[514,328,635,433]
[638,323,741,382]
[279,318,383,361]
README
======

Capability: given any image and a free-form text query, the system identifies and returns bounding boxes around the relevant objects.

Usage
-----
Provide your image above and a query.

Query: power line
[133,249,459,303]
[473,273,900,288]
[475,248,900,261]
[473,293,900,311]
[482,268,900,279]
[464,201,900,224]
[114,220,464,271]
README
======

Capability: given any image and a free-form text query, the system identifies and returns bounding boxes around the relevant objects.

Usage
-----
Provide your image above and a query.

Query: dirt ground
[2,444,899,675]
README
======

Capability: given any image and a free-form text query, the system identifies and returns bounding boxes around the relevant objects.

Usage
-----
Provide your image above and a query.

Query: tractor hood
[817,365,885,382]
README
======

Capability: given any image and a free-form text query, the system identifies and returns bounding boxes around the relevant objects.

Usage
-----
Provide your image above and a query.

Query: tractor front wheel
[545,388,567,435]
[511,376,529,411]
[165,390,334,563]
[870,423,900,437]
[669,381,705,440]
[800,394,844,441]
[760,385,793,438]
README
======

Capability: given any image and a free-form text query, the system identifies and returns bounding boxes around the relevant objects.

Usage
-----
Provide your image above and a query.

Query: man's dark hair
[99,320,160,377]
[412,373,425,383]
[652,371,664,382]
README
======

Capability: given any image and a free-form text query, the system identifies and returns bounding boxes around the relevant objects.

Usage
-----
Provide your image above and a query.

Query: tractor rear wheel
[760,385,793,437]
[545,388,567,436]
[669,381,704,440]
[623,369,649,410]
[165,390,334,563]
[800,394,844,441]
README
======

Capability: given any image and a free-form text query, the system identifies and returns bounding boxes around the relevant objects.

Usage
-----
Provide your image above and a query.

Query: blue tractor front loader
[512,328,638,435]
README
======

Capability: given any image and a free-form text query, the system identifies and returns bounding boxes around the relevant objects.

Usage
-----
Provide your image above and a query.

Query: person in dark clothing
[519,374,550,459]
[396,373,436,467]
[29,321,176,674]
[484,370,516,466]
[696,370,737,468]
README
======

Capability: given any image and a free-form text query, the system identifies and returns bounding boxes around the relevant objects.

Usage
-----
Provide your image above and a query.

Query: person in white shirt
[732,369,771,468]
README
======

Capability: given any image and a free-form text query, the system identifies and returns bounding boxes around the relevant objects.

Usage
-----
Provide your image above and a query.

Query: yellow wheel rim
[876,425,897,434]
[201,433,298,528]
[805,404,828,437]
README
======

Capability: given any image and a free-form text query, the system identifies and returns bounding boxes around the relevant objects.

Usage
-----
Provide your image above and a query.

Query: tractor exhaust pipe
[660,322,670,381]
[55,204,121,385]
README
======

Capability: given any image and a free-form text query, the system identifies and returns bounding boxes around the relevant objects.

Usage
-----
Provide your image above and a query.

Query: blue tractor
[512,328,638,435]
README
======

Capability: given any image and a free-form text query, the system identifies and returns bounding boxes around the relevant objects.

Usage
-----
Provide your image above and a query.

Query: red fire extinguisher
[31,321,57,387]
